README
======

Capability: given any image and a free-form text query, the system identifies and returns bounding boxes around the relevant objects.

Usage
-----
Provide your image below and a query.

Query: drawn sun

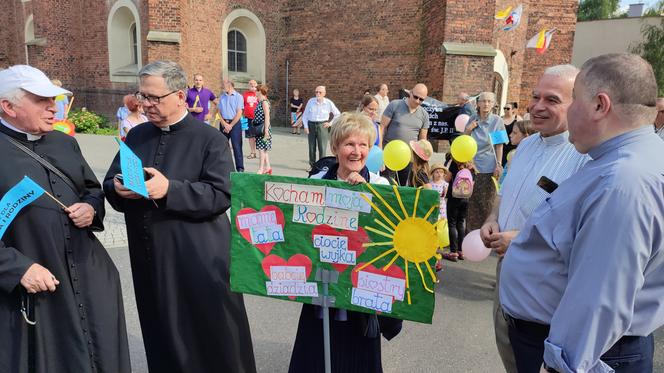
[356,184,441,304]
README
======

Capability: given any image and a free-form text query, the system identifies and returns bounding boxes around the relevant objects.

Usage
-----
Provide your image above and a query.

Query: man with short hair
[654,97,664,140]
[0,65,130,372]
[243,79,259,159]
[302,85,341,167]
[218,79,245,171]
[103,60,256,373]
[186,73,217,123]
[375,83,390,118]
[380,83,430,184]
[501,53,664,373]
[457,91,477,117]
[480,64,589,373]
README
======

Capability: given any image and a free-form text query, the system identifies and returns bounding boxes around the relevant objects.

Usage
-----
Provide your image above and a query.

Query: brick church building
[1,0,578,122]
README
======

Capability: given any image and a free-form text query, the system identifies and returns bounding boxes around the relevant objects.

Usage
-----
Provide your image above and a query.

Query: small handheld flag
[0,176,45,239]
[115,138,149,198]
[490,130,509,145]
[495,6,513,20]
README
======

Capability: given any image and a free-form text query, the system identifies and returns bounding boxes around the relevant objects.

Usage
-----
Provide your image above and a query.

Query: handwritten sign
[264,182,326,206]
[292,205,358,231]
[237,210,278,229]
[325,187,372,213]
[357,271,406,301]
[270,266,307,282]
[116,138,148,198]
[250,224,285,245]
[266,281,319,297]
[351,288,393,313]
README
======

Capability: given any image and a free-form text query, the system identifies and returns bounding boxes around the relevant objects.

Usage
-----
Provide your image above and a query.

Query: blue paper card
[116,138,149,198]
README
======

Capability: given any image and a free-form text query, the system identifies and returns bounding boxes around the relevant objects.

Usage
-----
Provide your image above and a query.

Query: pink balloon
[455,114,470,132]
[461,229,492,262]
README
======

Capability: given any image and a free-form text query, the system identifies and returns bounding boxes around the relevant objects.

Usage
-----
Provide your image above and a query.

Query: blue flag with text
[116,138,149,198]
[0,176,45,239]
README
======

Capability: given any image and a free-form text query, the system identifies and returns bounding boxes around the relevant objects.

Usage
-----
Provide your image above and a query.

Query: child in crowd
[407,140,433,188]
[500,120,534,183]
[430,163,450,271]
[443,153,475,262]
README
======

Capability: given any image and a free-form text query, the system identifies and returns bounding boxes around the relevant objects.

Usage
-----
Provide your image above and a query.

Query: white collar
[0,118,43,141]
[159,110,188,131]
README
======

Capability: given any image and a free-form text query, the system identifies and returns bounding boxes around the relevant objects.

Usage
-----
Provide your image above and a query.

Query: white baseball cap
[0,65,72,98]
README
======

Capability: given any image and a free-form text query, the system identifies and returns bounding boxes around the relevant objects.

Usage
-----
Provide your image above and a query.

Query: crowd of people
[0,52,664,373]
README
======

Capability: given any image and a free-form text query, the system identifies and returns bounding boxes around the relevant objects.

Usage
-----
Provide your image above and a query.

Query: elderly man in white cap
[0,65,130,373]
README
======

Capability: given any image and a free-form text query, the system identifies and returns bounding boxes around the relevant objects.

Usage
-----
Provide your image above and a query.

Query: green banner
[230,173,440,324]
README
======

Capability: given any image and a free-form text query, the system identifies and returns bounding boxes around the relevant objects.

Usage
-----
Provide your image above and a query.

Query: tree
[630,16,664,96]
[644,0,664,16]
[577,0,620,21]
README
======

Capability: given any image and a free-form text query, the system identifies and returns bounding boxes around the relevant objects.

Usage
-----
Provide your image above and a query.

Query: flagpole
[43,190,68,210]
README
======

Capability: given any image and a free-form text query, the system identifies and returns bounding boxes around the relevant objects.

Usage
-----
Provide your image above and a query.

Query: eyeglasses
[134,90,179,105]
[503,107,511,110]
[315,91,324,94]
[411,94,425,102]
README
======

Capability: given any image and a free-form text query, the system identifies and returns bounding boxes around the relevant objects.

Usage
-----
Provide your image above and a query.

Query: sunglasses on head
[411,94,425,102]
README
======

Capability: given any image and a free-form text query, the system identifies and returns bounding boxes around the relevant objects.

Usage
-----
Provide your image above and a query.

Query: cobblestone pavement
[76,130,663,373]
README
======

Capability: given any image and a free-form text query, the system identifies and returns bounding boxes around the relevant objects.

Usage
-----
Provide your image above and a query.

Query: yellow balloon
[450,135,478,163]
[383,140,411,171]
[437,219,450,247]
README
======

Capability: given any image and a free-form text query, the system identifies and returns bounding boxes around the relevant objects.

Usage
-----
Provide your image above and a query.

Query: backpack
[451,168,474,199]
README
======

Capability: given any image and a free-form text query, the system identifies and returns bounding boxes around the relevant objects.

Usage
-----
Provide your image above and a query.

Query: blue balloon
[366,146,384,173]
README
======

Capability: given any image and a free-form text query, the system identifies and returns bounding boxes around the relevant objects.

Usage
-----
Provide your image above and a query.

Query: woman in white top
[119,94,147,141]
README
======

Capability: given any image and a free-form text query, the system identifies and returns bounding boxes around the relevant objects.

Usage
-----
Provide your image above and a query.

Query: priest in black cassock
[103,60,256,373]
[0,65,130,372]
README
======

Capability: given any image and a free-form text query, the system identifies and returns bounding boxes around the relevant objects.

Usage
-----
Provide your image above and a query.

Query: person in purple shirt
[186,73,217,122]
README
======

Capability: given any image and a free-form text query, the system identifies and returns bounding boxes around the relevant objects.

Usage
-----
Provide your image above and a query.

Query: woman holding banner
[289,112,402,373]
[463,92,506,231]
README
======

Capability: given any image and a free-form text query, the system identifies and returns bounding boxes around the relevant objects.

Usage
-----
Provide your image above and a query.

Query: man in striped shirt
[479,64,589,373]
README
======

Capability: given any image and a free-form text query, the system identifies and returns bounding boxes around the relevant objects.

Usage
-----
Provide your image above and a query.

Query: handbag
[251,119,264,137]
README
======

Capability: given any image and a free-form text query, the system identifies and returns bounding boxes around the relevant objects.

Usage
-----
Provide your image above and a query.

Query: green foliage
[644,0,664,16]
[630,18,664,96]
[68,109,110,134]
[578,0,620,21]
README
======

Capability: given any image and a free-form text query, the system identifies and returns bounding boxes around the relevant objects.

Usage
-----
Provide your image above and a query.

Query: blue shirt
[500,126,664,373]
[218,90,244,120]
[466,113,505,173]
[498,131,589,231]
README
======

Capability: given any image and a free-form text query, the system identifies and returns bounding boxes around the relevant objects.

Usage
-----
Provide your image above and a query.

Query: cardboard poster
[230,173,440,324]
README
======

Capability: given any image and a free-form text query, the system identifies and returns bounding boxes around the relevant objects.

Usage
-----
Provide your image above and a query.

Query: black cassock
[0,125,130,373]
[103,114,256,373]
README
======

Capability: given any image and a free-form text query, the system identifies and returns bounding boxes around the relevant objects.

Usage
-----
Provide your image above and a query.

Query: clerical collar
[538,130,569,146]
[159,110,188,131]
[0,119,43,141]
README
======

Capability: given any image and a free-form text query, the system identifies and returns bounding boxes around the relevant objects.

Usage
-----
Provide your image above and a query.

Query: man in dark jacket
[104,60,256,373]
[0,65,130,373]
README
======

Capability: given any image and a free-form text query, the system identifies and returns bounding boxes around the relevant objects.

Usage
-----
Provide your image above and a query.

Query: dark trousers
[222,120,244,172]
[307,121,329,166]
[504,312,654,372]
[447,197,468,253]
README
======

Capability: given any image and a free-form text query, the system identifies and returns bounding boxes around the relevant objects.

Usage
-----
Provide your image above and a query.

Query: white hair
[478,91,496,102]
[0,88,27,114]
[542,64,579,81]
